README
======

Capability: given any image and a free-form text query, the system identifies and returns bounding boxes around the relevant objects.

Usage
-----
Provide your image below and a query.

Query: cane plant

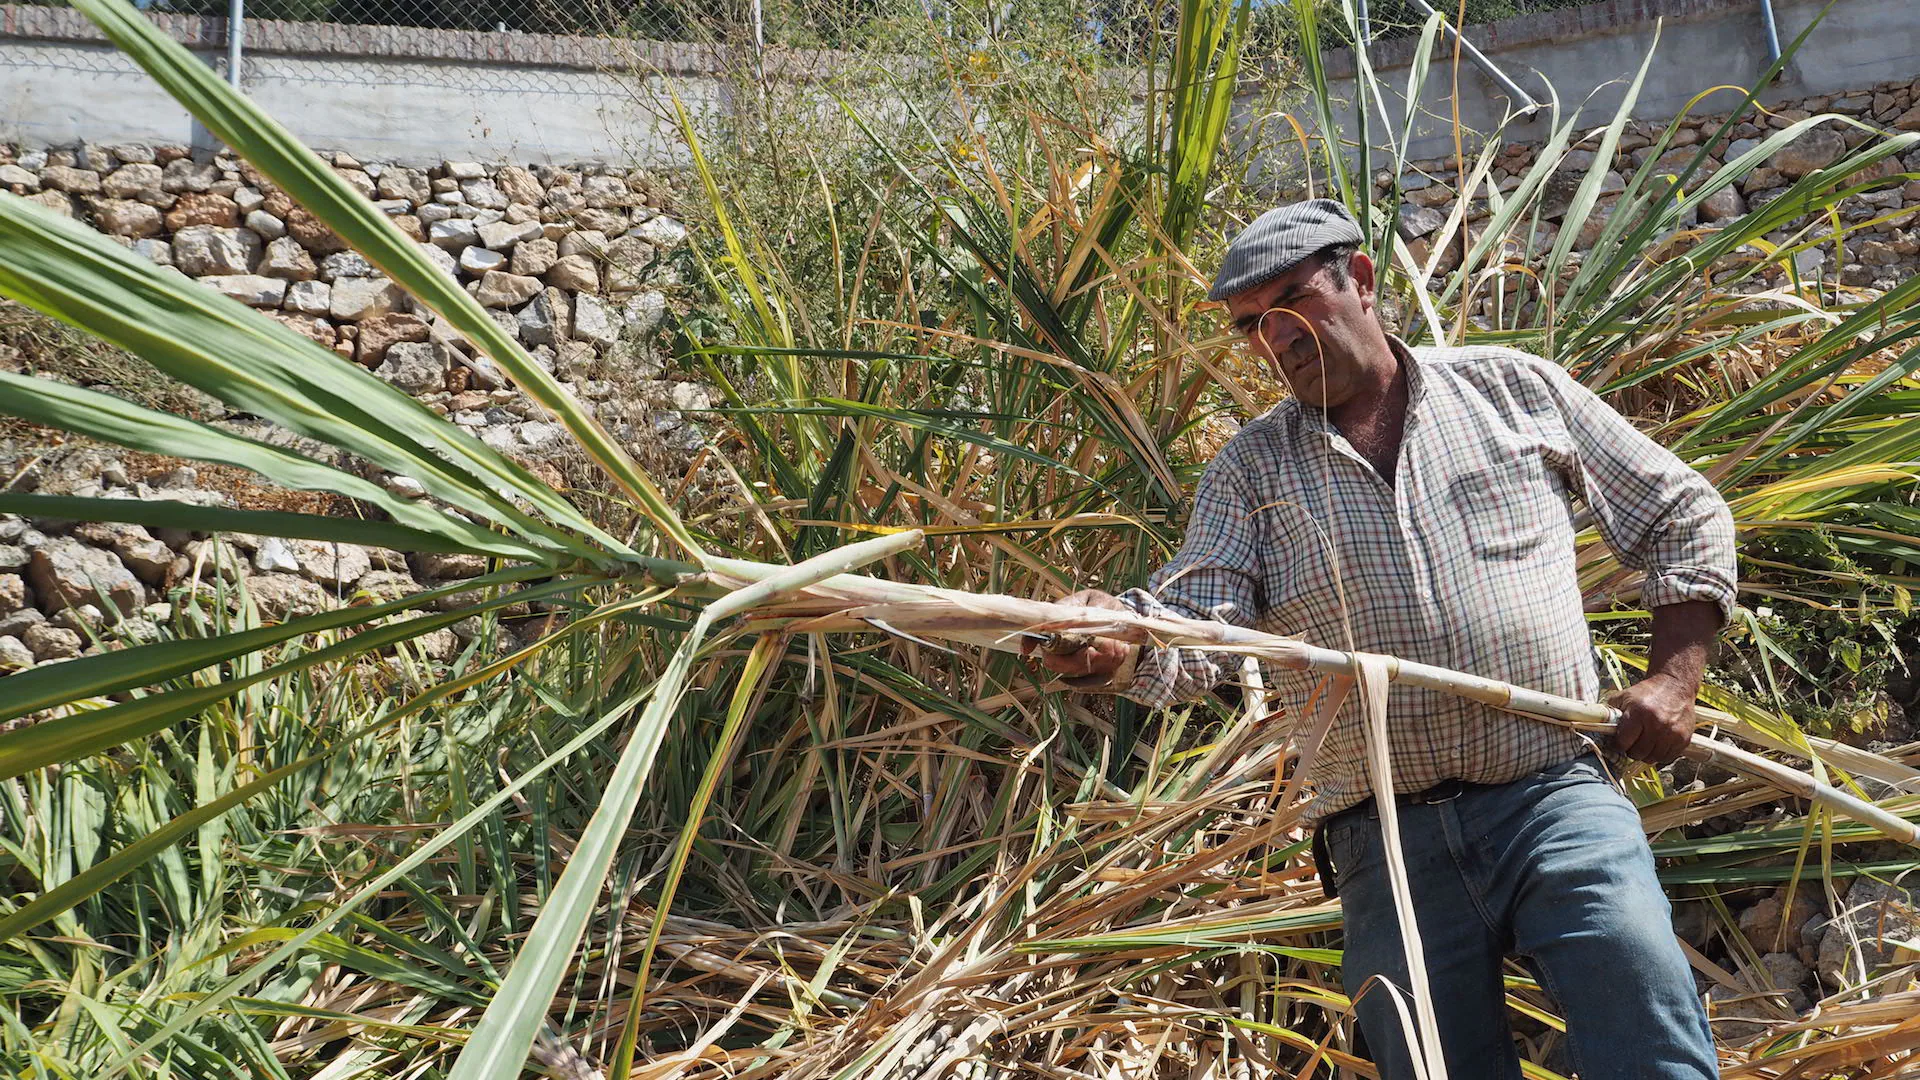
[2,0,1919,1076]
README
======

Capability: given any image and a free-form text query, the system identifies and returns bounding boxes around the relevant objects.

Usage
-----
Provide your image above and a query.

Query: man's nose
[1262,311,1302,354]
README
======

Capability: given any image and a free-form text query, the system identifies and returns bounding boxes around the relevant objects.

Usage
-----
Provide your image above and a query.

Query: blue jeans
[1321,754,1717,1079]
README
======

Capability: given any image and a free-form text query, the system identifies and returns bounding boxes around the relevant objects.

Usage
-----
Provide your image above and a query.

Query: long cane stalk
[738,586,1920,848]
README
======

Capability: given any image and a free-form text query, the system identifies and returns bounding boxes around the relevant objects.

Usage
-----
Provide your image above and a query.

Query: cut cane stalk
[737,588,1920,849]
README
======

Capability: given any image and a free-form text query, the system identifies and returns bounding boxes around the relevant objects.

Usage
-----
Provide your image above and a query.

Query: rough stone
[419,552,489,579]
[251,537,302,574]
[460,178,508,210]
[0,635,33,672]
[1817,879,1919,987]
[385,474,429,499]
[1859,239,1901,266]
[356,312,430,365]
[517,288,569,345]
[459,246,507,275]
[1770,127,1848,178]
[172,225,261,276]
[201,274,288,308]
[633,215,687,249]
[283,279,333,316]
[418,241,460,280]
[1894,104,1920,132]
[355,569,422,603]
[24,191,75,218]
[1705,983,1773,1044]
[582,174,632,209]
[430,218,481,251]
[508,237,559,276]
[335,168,376,198]
[623,290,668,337]
[1699,186,1747,222]
[286,207,346,255]
[558,230,607,258]
[477,219,540,250]
[161,158,218,194]
[545,253,599,292]
[101,162,165,202]
[0,573,27,613]
[72,522,173,585]
[48,604,101,636]
[260,236,319,281]
[1760,952,1812,1011]
[245,573,334,621]
[40,165,102,195]
[1573,197,1618,248]
[329,276,403,322]
[0,609,44,639]
[164,192,239,231]
[93,199,164,238]
[374,341,447,394]
[496,165,544,205]
[571,293,616,348]
[320,251,377,281]
[133,238,173,265]
[28,538,143,613]
[24,622,83,661]
[0,163,40,190]
[378,167,431,204]
[474,271,542,308]
[288,539,371,588]
[266,312,331,347]
[244,209,287,239]
[1396,204,1446,239]
[573,207,628,234]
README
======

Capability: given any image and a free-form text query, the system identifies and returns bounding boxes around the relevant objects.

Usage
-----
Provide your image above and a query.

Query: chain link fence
[88,0,1612,51]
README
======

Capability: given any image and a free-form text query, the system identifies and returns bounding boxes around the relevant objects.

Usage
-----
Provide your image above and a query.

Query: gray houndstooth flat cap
[1207,199,1364,302]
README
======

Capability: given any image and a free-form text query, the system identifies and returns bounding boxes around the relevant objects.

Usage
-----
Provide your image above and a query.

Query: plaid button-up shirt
[1119,339,1737,821]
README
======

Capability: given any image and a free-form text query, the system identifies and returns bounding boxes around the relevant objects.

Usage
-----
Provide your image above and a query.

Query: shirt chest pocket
[1448,457,1560,561]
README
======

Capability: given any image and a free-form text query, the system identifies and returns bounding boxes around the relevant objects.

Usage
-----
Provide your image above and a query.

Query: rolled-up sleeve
[1533,358,1738,620]
[1115,453,1265,707]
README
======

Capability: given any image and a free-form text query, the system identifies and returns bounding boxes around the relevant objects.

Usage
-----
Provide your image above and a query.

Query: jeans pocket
[1324,818,1375,891]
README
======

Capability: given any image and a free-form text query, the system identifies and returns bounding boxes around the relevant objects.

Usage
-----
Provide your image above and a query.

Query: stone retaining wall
[0,138,713,677]
[1373,76,1920,305]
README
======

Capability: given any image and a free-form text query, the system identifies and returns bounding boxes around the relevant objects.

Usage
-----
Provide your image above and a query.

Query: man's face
[1225,250,1380,410]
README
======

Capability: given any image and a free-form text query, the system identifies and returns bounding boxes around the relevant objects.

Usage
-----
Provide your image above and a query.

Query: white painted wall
[0,34,727,166]
[1316,0,1920,164]
[2,0,1917,168]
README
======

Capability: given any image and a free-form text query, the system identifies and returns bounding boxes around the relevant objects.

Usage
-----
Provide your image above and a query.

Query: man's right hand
[1021,589,1138,686]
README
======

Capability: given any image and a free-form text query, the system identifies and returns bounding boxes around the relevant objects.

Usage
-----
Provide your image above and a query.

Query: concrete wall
[4,0,1919,168]
[1316,0,1920,163]
[0,5,760,165]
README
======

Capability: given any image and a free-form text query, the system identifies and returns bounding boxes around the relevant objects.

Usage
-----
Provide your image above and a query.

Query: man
[1032,200,1732,1078]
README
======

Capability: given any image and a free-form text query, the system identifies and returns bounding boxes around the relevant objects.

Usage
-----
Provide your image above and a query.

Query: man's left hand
[1609,673,1697,764]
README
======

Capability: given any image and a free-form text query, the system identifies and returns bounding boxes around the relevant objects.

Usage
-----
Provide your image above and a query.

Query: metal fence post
[226,0,245,89]
[1758,0,1783,67]
[1401,0,1542,117]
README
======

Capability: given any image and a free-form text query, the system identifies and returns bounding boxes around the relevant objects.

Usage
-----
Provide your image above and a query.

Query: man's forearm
[1610,598,1723,762]
[1644,599,1722,691]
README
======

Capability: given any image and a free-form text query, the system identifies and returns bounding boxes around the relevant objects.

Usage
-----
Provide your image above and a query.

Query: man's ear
[1350,250,1377,311]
